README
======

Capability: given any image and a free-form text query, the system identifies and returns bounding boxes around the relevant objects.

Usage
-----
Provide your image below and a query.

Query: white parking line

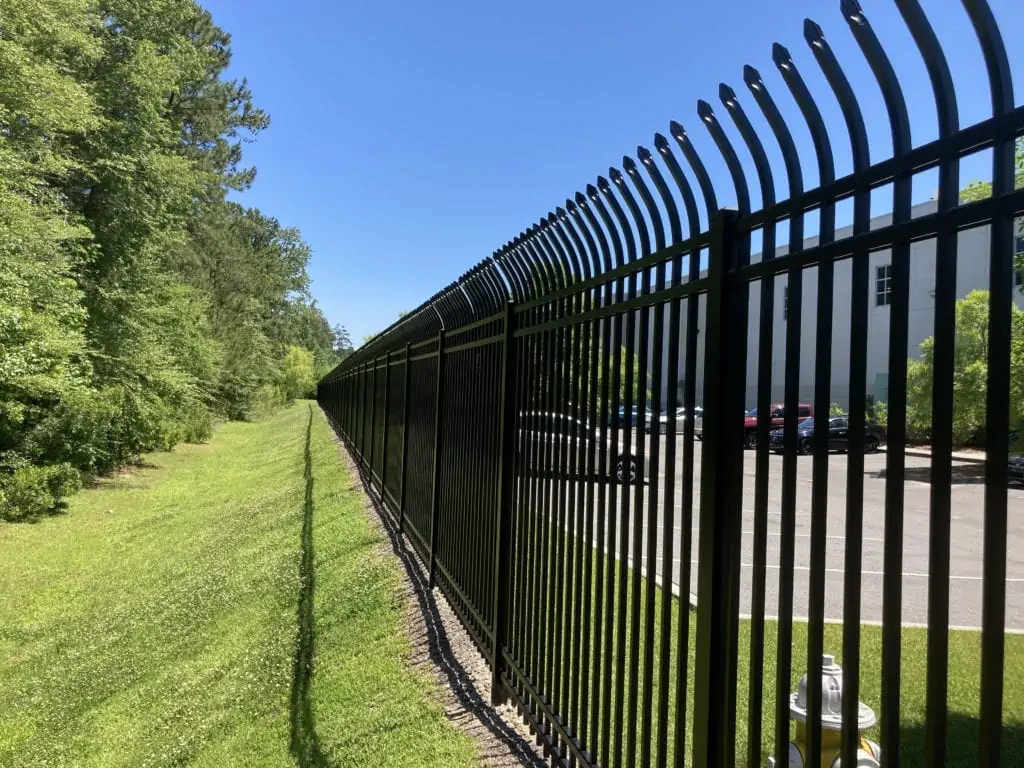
[648,557,1024,582]
[651,528,884,544]
[736,614,1024,634]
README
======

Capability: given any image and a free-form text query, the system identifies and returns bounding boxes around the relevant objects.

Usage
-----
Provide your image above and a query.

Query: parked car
[769,415,885,455]
[519,412,647,484]
[744,403,813,449]
[1009,453,1024,484]
[609,406,654,430]
[645,406,704,435]
[1004,431,1022,484]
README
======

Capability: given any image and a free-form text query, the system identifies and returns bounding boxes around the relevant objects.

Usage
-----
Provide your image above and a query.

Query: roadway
[554,435,1024,631]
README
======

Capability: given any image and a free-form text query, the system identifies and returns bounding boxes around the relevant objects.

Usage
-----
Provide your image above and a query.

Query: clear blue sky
[201,0,1023,344]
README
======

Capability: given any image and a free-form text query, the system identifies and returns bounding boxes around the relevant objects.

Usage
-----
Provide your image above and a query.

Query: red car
[743,403,813,449]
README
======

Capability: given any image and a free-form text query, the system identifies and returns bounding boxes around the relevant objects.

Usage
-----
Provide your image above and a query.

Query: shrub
[248,383,288,421]
[0,460,81,522]
[870,400,888,427]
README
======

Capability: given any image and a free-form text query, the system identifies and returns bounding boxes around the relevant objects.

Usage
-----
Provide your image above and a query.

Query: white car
[646,406,704,439]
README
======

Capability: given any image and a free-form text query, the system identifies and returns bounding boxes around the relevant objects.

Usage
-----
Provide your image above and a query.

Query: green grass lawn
[0,403,478,768]
[5,401,1019,768]
[520,523,1024,767]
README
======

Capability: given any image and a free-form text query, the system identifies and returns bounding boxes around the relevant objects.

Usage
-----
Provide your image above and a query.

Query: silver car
[518,411,647,484]
[647,406,704,440]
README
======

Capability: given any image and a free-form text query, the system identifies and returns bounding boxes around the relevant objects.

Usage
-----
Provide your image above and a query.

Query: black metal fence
[318,1,1023,765]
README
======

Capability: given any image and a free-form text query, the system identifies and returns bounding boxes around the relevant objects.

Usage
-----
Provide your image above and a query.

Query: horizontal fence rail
[319,2,1022,766]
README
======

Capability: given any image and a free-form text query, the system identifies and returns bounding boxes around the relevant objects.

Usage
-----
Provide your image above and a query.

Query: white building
[655,199,1024,411]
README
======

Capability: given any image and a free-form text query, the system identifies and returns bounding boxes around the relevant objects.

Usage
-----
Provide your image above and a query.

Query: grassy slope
[0,403,477,768]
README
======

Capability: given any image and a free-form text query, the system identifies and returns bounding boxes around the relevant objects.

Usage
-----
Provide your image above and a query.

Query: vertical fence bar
[698,105,751,765]
[604,294,625,767]
[492,301,518,704]
[372,360,380,481]
[355,366,362,461]
[893,3,960,765]
[399,342,412,533]
[509,299,528,707]
[380,349,391,500]
[962,5,1016,765]
[428,330,447,588]
[673,160,709,768]
[363,361,371,465]
[972,7,1014,765]
[565,283,586,752]
[692,209,746,768]
[360,362,369,465]
[725,74,778,768]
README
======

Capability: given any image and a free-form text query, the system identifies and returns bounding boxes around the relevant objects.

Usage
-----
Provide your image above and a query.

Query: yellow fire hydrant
[767,654,882,767]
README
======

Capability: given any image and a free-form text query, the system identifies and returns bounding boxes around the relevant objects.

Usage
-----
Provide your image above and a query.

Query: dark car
[744,403,813,449]
[519,412,647,484]
[1009,454,1024,484]
[1006,431,1023,484]
[769,415,885,455]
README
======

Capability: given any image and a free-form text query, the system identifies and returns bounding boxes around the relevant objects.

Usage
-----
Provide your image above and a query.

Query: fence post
[350,372,356,446]
[346,376,351,443]
[380,349,391,501]
[398,342,412,534]
[368,357,378,481]
[359,363,368,466]
[427,329,447,588]
[691,209,747,768]
[490,301,518,704]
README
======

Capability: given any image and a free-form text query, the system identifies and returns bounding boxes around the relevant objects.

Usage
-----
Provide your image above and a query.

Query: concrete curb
[881,446,987,464]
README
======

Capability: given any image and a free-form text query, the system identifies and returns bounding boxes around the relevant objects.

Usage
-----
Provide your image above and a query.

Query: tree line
[1,0,352,519]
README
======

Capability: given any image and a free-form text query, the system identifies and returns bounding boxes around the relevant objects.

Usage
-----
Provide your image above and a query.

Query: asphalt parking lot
[580,435,1024,631]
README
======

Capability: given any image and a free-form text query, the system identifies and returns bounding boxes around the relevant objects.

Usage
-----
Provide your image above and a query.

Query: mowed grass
[523,527,1024,767]
[0,403,478,768]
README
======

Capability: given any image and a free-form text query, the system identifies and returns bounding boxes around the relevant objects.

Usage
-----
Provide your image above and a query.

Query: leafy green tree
[563,343,651,414]
[905,290,1024,445]
[958,138,1024,205]
[333,325,354,361]
[0,0,346,519]
[174,201,324,418]
[0,0,102,516]
[960,138,1024,291]
[278,346,316,402]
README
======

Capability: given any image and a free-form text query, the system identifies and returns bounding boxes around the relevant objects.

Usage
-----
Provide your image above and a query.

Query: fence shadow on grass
[898,712,1024,768]
[348,455,545,768]
[290,405,328,768]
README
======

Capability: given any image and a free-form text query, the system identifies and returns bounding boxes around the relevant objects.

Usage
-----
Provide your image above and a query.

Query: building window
[876,264,892,307]
[783,286,788,321]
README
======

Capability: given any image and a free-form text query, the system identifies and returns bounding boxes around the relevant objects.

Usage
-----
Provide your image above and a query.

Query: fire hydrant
[767,654,882,767]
